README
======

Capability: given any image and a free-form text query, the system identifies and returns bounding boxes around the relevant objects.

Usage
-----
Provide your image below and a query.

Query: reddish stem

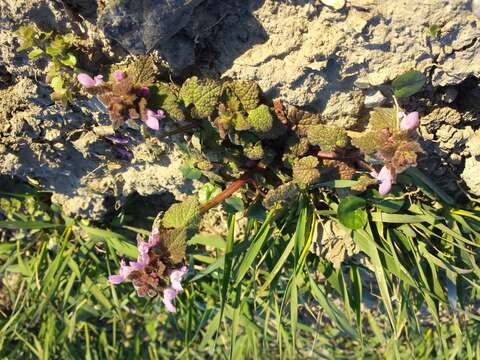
[317,150,375,173]
[157,123,199,139]
[199,170,256,214]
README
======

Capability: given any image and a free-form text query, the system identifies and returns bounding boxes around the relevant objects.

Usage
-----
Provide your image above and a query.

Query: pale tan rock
[321,0,346,10]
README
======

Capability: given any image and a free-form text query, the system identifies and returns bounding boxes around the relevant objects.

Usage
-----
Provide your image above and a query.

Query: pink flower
[148,228,160,247]
[144,109,165,130]
[398,112,420,130]
[137,241,150,266]
[161,266,188,312]
[108,259,134,284]
[371,166,394,195]
[169,266,188,292]
[113,70,125,82]
[77,73,104,88]
[163,288,179,313]
[108,234,156,284]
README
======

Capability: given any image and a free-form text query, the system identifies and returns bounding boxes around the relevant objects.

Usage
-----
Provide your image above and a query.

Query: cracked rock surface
[201,0,480,126]
[0,0,196,220]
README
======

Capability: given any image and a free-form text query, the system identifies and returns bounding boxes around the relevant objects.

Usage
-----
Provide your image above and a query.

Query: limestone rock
[203,0,480,124]
[97,0,206,54]
[462,156,480,196]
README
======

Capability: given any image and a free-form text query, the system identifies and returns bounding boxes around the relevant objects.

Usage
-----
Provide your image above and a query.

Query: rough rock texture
[97,0,205,54]
[0,76,193,220]
[202,0,480,126]
[0,0,196,219]
[419,106,480,195]
[462,132,480,195]
[462,156,480,196]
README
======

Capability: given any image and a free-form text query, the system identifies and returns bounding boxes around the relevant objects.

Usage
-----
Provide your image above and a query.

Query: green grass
[1,172,480,359]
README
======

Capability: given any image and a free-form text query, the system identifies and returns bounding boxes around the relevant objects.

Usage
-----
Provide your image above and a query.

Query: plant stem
[317,150,375,173]
[199,170,256,214]
[157,123,199,139]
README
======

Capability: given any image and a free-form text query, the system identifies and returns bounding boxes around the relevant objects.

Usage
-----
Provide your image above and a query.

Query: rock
[474,0,480,17]
[462,156,480,195]
[200,0,480,124]
[321,0,346,11]
[97,0,206,54]
[364,90,387,108]
[436,86,459,104]
[420,107,476,159]
[0,1,198,219]
[466,132,480,157]
[66,0,480,126]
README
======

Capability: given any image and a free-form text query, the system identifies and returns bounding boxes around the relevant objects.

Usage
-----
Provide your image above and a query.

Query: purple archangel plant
[105,62,427,309]
[351,108,423,195]
[77,56,165,130]
[109,228,188,313]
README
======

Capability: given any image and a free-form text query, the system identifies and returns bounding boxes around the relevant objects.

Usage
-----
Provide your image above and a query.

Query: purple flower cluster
[370,111,420,195]
[77,72,165,131]
[108,229,188,313]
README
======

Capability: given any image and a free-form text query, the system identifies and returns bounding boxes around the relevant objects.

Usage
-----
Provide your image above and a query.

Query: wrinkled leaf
[162,196,200,229]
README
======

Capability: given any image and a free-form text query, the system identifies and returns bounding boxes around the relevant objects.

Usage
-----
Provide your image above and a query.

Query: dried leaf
[313,220,357,269]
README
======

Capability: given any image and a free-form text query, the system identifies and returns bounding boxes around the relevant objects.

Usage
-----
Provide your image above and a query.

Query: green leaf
[60,53,77,68]
[179,76,222,117]
[429,24,440,37]
[188,233,225,249]
[246,105,273,133]
[149,82,185,121]
[162,196,200,229]
[16,40,34,52]
[224,196,244,214]
[234,211,274,287]
[180,164,202,180]
[28,48,43,59]
[292,156,321,187]
[81,225,138,258]
[392,70,426,98]
[16,25,35,40]
[160,227,187,264]
[306,124,348,150]
[337,196,368,230]
[50,76,64,92]
[198,183,222,204]
[262,182,299,209]
[46,43,63,57]
[308,274,358,339]
[231,80,261,111]
[371,194,405,213]
[125,55,157,86]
